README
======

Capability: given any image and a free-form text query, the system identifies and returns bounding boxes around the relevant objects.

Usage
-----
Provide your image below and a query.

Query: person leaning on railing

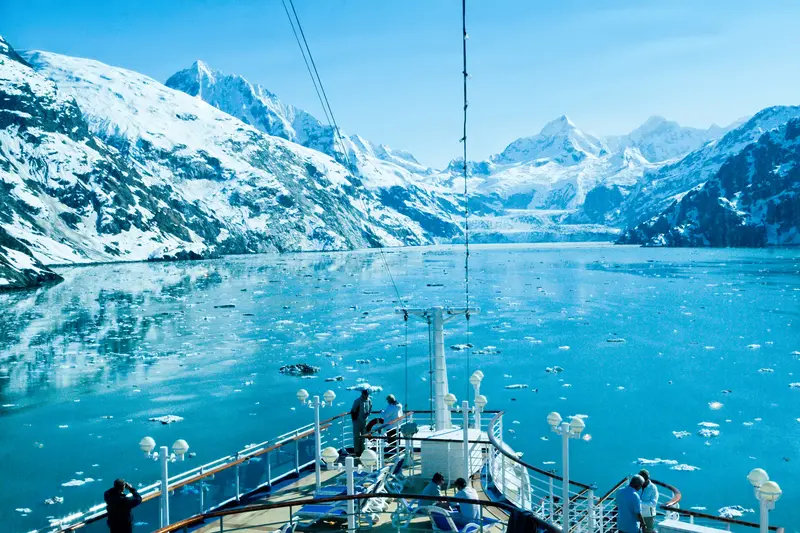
[616,475,645,533]
[380,394,403,450]
[638,469,659,533]
[350,388,372,457]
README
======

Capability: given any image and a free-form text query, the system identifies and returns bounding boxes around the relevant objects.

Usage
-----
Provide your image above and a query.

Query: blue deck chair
[428,506,500,533]
[292,504,348,528]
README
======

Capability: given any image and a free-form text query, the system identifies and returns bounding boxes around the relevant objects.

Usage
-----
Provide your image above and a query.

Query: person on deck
[638,469,659,533]
[380,394,404,450]
[350,388,372,457]
[452,477,480,528]
[104,479,142,533]
[420,472,449,507]
[616,475,645,533]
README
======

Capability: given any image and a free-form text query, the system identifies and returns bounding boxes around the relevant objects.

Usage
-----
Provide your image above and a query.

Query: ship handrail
[652,478,682,508]
[151,492,541,533]
[658,507,785,532]
[597,476,628,503]
[487,411,592,490]
[52,412,353,532]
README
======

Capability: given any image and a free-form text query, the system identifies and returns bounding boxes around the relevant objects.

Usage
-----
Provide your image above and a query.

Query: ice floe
[672,431,690,439]
[636,458,678,466]
[708,402,723,410]
[758,368,774,373]
[747,344,761,349]
[718,505,754,518]
[505,384,528,389]
[149,415,184,424]
[558,346,570,351]
[62,477,95,487]
[670,464,700,471]
[545,366,564,374]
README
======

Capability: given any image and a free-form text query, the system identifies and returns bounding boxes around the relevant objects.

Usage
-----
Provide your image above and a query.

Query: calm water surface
[1,244,799,532]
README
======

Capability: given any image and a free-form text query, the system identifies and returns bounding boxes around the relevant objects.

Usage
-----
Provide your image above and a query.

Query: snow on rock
[619,109,800,245]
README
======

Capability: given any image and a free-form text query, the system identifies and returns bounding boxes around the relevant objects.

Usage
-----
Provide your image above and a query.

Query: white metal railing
[47,413,354,533]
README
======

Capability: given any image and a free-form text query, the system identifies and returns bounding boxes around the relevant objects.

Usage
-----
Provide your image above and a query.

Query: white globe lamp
[759,480,782,503]
[474,394,488,410]
[569,417,585,437]
[321,446,339,469]
[443,393,457,408]
[139,436,156,457]
[748,468,769,488]
[360,449,378,471]
[323,390,336,406]
[296,389,309,404]
[172,439,190,461]
[547,412,563,430]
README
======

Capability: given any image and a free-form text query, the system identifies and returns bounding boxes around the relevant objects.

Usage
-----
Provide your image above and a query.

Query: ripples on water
[0,244,798,531]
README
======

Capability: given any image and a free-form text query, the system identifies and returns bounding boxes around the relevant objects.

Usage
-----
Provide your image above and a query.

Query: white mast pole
[432,306,451,430]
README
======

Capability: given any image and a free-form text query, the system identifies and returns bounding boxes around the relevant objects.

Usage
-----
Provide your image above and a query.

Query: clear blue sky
[4,0,800,167]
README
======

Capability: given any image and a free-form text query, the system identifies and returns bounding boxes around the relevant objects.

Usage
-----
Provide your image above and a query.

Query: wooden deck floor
[192,456,504,532]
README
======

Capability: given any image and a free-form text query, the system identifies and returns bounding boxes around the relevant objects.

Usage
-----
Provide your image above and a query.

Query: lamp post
[469,371,484,429]
[139,436,190,528]
[297,388,337,490]
[748,468,782,533]
[546,412,586,529]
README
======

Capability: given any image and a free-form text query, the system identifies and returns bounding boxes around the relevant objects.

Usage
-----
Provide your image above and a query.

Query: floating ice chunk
[2,404,16,408]
[617,386,625,391]
[704,346,715,350]
[690,506,707,511]
[558,346,570,351]
[149,415,184,425]
[671,464,700,471]
[562,384,572,388]
[450,343,473,351]
[672,431,690,439]
[346,383,383,393]
[792,351,800,356]
[743,422,754,427]
[698,428,720,438]
[747,344,761,349]
[606,338,626,343]
[582,434,592,441]
[474,346,501,355]
[698,422,719,428]
[62,477,95,487]
[545,366,564,374]
[636,458,678,466]
[16,508,32,513]
[789,383,800,389]
[58,425,69,429]
[708,402,723,410]
[505,384,528,389]
[543,460,555,465]
[758,368,774,373]
[718,505,754,518]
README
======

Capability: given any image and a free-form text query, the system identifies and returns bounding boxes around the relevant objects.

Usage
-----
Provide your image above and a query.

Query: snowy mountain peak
[493,115,607,166]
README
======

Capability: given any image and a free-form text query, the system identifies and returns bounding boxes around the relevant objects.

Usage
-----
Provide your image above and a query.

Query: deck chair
[291,503,348,528]
[428,506,500,532]
[390,497,432,528]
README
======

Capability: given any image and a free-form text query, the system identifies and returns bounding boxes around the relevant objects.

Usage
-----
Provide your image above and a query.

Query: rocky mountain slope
[619,119,800,246]
[0,32,470,292]
[618,106,800,227]
[165,61,460,239]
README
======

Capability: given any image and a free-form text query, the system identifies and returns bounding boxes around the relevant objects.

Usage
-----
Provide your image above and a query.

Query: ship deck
[192,453,506,532]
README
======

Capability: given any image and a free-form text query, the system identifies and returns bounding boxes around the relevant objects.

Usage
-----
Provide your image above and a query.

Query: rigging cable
[461,0,473,403]
[281,0,410,406]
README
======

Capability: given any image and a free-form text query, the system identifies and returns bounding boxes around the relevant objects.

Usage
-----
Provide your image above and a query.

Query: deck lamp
[474,394,488,410]
[749,469,781,533]
[172,440,190,461]
[323,390,336,406]
[321,446,339,469]
[444,393,457,408]
[139,436,156,457]
[748,468,769,488]
[139,436,190,528]
[469,372,482,388]
[569,417,585,437]
[360,449,378,471]
[545,413,587,528]
[296,389,309,404]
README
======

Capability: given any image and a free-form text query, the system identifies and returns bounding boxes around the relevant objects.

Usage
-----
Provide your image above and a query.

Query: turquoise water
[0,244,798,532]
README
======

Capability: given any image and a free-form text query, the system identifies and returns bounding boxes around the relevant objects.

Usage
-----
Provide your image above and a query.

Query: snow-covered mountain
[606,115,733,164]
[492,115,609,165]
[0,34,466,291]
[165,60,459,238]
[619,106,800,227]
[620,119,800,246]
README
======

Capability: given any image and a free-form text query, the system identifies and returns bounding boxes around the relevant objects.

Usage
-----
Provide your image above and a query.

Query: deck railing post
[159,445,169,528]
[314,396,322,490]
[588,487,596,532]
[235,453,241,501]
[346,456,356,533]
[218,516,223,532]
[266,450,272,489]
[462,401,470,480]
[499,416,506,499]
[549,473,555,521]
[598,500,604,533]
[199,466,205,514]
[294,431,300,475]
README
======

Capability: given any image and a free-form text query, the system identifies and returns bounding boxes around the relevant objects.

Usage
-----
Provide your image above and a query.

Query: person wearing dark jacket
[104,479,142,533]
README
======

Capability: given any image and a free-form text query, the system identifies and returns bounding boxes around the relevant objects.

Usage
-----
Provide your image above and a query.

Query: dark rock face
[0,226,62,291]
[582,185,624,224]
[620,120,800,247]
